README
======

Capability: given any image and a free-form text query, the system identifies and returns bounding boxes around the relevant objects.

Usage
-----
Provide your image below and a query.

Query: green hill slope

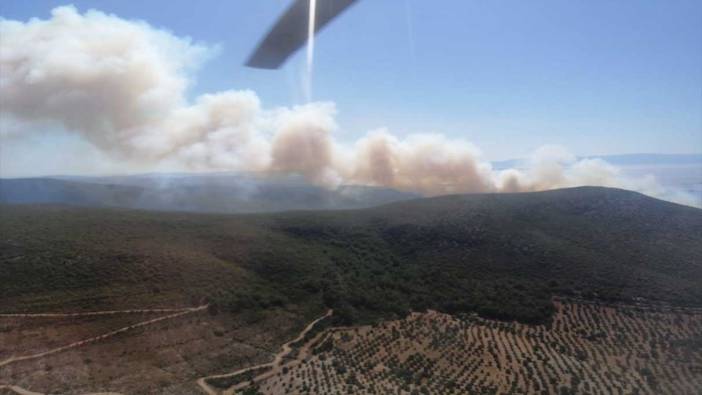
[2,187,700,324]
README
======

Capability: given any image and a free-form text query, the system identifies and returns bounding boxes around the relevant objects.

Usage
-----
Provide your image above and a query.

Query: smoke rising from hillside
[0,6,697,206]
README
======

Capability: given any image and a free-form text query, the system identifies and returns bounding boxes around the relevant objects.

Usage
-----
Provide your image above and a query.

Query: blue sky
[2,0,701,160]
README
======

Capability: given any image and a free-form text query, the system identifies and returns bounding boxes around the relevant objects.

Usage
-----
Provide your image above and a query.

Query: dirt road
[197,309,332,395]
[3,306,331,394]
[0,384,124,395]
[0,305,208,369]
[1,304,208,395]
[0,307,202,318]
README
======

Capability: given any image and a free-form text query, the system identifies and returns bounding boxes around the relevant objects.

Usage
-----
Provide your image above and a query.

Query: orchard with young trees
[240,300,702,395]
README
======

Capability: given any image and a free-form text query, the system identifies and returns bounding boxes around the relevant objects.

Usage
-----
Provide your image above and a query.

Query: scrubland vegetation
[2,187,700,326]
[1,187,701,393]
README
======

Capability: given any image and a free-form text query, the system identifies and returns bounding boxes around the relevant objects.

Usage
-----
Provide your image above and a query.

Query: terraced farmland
[243,300,702,395]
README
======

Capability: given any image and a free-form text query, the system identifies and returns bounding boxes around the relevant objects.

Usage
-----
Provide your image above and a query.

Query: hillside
[1,187,701,325]
[0,175,418,213]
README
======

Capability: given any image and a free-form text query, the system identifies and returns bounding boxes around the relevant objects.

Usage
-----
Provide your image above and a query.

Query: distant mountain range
[1,153,699,213]
[492,153,702,169]
[0,174,419,213]
[493,153,702,206]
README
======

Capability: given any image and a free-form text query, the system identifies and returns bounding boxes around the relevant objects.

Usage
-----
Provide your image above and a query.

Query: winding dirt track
[196,309,332,395]
[0,384,123,395]
[2,306,331,394]
[0,385,43,395]
[0,305,208,395]
[0,307,204,318]
[0,305,208,369]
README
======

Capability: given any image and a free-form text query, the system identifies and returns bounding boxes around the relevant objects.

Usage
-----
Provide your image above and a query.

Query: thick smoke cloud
[0,6,697,206]
[350,131,494,195]
[0,6,206,157]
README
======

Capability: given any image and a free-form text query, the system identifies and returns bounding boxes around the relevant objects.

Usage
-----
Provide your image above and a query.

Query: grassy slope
[1,187,700,325]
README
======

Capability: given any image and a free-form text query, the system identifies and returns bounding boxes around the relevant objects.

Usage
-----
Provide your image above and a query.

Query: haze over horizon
[1,2,700,206]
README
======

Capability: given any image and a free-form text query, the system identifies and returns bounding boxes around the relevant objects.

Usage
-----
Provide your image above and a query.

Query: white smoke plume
[0,6,698,206]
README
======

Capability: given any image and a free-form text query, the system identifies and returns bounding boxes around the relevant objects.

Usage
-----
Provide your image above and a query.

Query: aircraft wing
[246,0,358,69]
